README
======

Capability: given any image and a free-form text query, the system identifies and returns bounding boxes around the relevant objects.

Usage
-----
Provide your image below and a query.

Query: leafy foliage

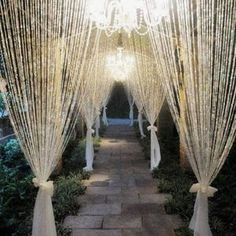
[0,137,90,235]
[53,173,86,220]
[0,140,36,236]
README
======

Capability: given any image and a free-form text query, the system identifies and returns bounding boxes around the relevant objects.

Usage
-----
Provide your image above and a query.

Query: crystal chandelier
[87,0,168,37]
[106,47,135,81]
[106,34,135,81]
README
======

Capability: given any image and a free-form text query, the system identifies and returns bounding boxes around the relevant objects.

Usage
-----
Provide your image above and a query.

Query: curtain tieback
[33,178,54,197]
[88,128,95,134]
[104,106,107,110]
[147,125,158,132]
[190,183,218,197]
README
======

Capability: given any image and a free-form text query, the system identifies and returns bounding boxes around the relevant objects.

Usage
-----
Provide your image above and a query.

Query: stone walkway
[64,125,181,236]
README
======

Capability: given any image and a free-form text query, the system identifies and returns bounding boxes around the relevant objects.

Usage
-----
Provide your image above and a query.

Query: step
[79,203,121,216]
[142,214,176,236]
[86,186,121,195]
[106,193,140,204]
[121,203,165,215]
[103,215,142,229]
[64,216,103,229]
[78,194,107,205]
[72,229,122,236]
[139,193,172,204]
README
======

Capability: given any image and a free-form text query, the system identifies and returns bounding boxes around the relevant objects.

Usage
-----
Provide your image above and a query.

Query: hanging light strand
[147,0,236,235]
[0,1,93,235]
[123,32,165,169]
[80,32,116,171]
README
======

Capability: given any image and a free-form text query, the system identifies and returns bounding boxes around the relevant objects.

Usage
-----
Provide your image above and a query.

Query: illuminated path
[64,125,181,236]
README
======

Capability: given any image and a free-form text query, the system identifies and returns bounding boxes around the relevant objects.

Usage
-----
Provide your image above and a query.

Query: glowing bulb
[106,48,135,81]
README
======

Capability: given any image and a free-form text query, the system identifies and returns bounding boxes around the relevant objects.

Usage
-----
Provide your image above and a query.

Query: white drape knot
[190,183,218,197]
[88,128,95,134]
[104,106,107,110]
[32,178,54,197]
[147,125,158,132]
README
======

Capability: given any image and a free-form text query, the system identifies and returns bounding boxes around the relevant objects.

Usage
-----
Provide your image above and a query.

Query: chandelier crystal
[106,47,135,81]
[87,0,168,37]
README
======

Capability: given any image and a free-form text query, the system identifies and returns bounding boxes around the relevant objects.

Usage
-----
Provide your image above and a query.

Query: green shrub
[0,136,89,235]
[0,159,36,235]
[62,139,86,175]
[53,173,86,220]
[4,139,22,159]
[0,139,34,235]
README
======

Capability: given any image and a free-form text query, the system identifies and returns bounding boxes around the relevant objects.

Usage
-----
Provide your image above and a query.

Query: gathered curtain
[124,33,165,170]
[0,0,93,235]
[147,0,236,235]
[80,32,116,171]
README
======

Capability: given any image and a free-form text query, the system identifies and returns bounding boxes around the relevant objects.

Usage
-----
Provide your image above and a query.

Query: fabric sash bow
[190,183,218,197]
[33,178,54,197]
[147,125,158,132]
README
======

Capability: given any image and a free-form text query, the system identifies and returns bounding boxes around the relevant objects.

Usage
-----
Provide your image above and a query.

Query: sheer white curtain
[125,87,135,127]
[102,87,113,126]
[102,104,109,126]
[125,80,146,138]
[132,61,165,170]
[123,85,135,126]
[95,113,101,138]
[0,1,92,235]
[137,107,146,138]
[147,0,236,235]
[81,33,116,171]
[125,34,165,170]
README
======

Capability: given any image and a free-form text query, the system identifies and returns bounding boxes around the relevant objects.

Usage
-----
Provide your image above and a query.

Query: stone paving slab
[108,178,136,187]
[66,125,178,236]
[64,216,103,229]
[83,180,109,187]
[139,193,172,204]
[86,186,121,195]
[79,203,121,216]
[87,174,112,182]
[142,214,176,236]
[72,229,122,236]
[121,203,165,215]
[78,194,107,205]
[107,193,140,204]
[121,186,157,195]
[103,215,142,229]
[122,229,143,236]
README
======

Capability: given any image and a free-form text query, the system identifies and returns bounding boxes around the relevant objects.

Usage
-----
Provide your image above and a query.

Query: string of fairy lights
[0,1,235,236]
